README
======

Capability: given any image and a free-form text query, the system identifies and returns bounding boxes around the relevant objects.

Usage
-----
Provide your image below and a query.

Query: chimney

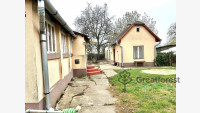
[127,24,132,28]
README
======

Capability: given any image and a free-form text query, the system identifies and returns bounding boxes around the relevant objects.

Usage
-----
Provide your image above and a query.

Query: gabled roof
[111,21,161,45]
[73,31,90,43]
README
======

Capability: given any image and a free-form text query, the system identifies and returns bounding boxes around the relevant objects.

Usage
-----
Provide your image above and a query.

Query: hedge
[87,53,105,60]
[155,52,176,66]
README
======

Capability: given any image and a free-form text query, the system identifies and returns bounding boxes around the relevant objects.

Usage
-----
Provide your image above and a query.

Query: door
[113,49,115,63]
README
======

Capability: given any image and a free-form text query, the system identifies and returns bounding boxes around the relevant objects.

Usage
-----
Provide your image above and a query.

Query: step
[87,71,101,75]
[87,68,100,72]
[87,65,95,69]
[99,69,102,72]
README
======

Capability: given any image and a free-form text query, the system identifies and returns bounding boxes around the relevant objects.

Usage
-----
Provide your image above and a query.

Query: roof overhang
[118,23,161,44]
[73,31,90,43]
[44,0,77,38]
[111,22,161,46]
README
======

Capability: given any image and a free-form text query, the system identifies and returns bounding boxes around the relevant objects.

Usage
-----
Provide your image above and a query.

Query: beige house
[105,21,161,67]
[25,0,89,110]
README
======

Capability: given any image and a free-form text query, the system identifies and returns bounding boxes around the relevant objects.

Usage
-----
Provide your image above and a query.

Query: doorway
[113,49,115,63]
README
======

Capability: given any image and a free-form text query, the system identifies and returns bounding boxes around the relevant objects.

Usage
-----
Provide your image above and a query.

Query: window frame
[133,46,144,59]
[137,28,140,32]
[61,32,67,54]
[68,37,72,55]
[45,20,57,53]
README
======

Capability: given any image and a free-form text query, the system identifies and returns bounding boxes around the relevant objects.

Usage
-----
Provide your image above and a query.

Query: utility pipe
[116,41,124,67]
[154,39,162,66]
[25,109,62,113]
[38,0,53,111]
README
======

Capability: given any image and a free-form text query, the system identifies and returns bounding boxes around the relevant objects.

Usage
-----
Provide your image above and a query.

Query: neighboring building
[25,0,89,110]
[105,21,161,67]
[156,44,176,54]
[73,31,89,76]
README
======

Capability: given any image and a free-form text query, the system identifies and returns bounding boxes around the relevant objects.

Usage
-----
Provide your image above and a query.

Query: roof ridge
[110,22,160,45]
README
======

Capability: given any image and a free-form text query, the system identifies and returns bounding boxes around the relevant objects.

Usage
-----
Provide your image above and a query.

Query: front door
[113,49,115,63]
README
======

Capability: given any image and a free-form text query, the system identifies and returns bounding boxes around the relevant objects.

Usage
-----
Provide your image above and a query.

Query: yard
[108,67,176,113]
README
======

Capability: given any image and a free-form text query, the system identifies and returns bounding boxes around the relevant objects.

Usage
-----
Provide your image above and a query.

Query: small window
[75,59,79,64]
[137,28,140,32]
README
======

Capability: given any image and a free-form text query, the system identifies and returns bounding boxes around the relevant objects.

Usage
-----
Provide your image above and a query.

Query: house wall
[120,26,156,66]
[72,35,87,77]
[115,45,121,63]
[25,0,74,110]
[62,58,69,78]
[105,47,109,60]
[25,0,44,104]
[105,46,114,63]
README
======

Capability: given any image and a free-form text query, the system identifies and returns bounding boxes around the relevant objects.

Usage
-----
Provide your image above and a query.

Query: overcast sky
[49,0,176,45]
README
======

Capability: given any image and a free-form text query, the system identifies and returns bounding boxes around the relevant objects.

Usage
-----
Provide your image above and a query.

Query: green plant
[155,52,176,66]
[87,53,105,60]
[109,68,176,113]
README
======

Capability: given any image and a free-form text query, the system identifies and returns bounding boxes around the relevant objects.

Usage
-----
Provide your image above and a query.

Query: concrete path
[56,69,117,113]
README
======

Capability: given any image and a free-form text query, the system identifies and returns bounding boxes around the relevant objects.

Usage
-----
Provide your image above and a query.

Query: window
[137,28,140,32]
[45,21,56,53]
[133,46,144,59]
[68,37,72,55]
[61,33,67,53]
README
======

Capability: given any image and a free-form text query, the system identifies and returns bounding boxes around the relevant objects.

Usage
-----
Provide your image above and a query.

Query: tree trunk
[97,46,100,60]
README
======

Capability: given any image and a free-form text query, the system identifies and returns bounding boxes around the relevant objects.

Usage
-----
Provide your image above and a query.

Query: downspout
[116,41,124,67]
[38,0,54,111]
[154,39,162,66]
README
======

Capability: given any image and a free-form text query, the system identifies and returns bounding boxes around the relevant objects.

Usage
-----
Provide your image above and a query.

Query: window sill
[134,59,145,62]
[47,53,61,60]
[63,53,70,58]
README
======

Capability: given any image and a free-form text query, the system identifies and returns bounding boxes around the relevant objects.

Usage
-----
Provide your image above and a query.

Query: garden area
[108,67,176,113]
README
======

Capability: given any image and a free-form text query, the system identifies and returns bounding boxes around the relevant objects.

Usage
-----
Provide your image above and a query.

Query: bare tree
[166,22,176,45]
[112,11,158,40]
[74,3,114,56]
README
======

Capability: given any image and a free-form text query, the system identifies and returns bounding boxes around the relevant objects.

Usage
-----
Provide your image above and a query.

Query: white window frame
[68,37,72,55]
[133,46,144,59]
[61,32,67,53]
[45,20,57,53]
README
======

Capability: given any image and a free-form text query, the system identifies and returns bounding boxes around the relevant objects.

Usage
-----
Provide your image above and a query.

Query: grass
[108,68,176,113]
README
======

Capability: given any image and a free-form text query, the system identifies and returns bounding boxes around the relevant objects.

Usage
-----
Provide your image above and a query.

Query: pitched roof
[111,21,161,45]
[156,44,176,49]
[73,31,90,43]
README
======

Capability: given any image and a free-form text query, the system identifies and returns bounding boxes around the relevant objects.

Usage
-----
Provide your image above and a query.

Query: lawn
[109,68,176,113]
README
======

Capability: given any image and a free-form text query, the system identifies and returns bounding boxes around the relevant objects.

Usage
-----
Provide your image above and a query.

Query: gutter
[154,39,162,66]
[116,41,124,67]
[44,0,77,38]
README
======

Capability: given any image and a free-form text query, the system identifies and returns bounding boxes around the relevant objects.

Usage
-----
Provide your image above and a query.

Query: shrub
[156,52,176,66]
[87,53,105,60]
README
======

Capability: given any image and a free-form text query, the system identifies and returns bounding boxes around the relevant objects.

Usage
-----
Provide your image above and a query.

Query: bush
[87,53,105,60]
[98,54,105,60]
[156,52,176,66]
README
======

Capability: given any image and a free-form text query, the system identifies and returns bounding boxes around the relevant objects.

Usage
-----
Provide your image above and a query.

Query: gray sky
[49,0,176,45]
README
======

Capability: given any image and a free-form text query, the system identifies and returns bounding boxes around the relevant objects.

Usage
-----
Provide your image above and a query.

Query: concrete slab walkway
[56,70,117,113]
